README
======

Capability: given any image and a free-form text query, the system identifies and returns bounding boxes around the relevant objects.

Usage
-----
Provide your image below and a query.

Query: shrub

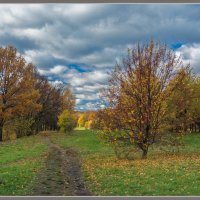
[57,110,75,133]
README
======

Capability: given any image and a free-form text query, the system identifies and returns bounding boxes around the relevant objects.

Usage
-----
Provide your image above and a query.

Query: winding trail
[32,136,91,196]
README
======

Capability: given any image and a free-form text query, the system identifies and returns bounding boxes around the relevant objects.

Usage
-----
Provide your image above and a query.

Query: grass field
[0,135,49,195]
[50,130,200,196]
[0,130,200,196]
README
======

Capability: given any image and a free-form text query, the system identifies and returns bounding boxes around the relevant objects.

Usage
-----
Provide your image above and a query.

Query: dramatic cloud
[0,4,200,110]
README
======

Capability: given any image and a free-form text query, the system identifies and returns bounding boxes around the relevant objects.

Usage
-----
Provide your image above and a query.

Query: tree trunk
[142,149,148,159]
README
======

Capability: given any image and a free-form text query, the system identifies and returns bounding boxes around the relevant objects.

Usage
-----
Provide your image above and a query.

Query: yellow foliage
[58,110,75,133]
[78,114,85,128]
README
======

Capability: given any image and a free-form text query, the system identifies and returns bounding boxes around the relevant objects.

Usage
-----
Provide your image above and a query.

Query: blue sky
[0,4,200,110]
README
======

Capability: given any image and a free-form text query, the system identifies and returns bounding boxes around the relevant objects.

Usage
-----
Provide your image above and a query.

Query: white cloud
[176,43,200,73]
[77,102,99,111]
[75,83,105,93]
[50,80,63,85]
[23,49,51,66]
[50,65,67,74]
[38,68,50,75]
[61,70,109,87]
[1,4,200,110]
[76,98,81,104]
[37,65,67,76]
[76,93,101,101]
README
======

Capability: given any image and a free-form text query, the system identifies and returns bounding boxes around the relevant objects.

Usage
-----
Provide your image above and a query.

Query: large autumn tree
[98,40,189,159]
[0,46,41,141]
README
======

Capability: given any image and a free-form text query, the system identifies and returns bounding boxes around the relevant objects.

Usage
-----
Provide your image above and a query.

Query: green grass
[51,130,200,196]
[0,159,45,195]
[0,135,48,164]
[0,135,48,195]
[182,134,200,152]
[84,155,200,196]
[1,130,200,196]
[50,130,114,157]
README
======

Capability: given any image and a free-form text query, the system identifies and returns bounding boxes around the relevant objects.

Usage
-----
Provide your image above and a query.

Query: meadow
[0,130,200,196]
[0,135,48,195]
[48,130,200,196]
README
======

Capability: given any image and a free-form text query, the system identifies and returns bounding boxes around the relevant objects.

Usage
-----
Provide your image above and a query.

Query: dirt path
[32,137,91,196]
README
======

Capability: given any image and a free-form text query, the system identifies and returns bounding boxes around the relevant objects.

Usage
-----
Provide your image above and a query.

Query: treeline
[94,40,200,159]
[77,112,96,129]
[0,45,75,141]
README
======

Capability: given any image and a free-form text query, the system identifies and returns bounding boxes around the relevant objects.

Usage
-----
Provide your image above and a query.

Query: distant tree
[57,110,75,133]
[166,69,194,133]
[33,77,76,133]
[33,74,64,132]
[84,112,96,129]
[98,40,189,159]
[88,120,93,129]
[78,114,85,128]
[189,77,200,132]
[12,117,35,138]
[88,112,96,129]
[63,85,75,111]
[0,46,41,141]
[84,121,89,129]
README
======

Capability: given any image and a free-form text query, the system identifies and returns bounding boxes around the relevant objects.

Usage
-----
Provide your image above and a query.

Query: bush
[57,110,75,133]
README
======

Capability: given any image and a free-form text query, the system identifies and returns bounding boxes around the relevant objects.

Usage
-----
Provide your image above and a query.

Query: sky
[0,4,200,110]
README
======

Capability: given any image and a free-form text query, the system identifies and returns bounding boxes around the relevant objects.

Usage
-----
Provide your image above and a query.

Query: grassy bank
[50,130,200,196]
